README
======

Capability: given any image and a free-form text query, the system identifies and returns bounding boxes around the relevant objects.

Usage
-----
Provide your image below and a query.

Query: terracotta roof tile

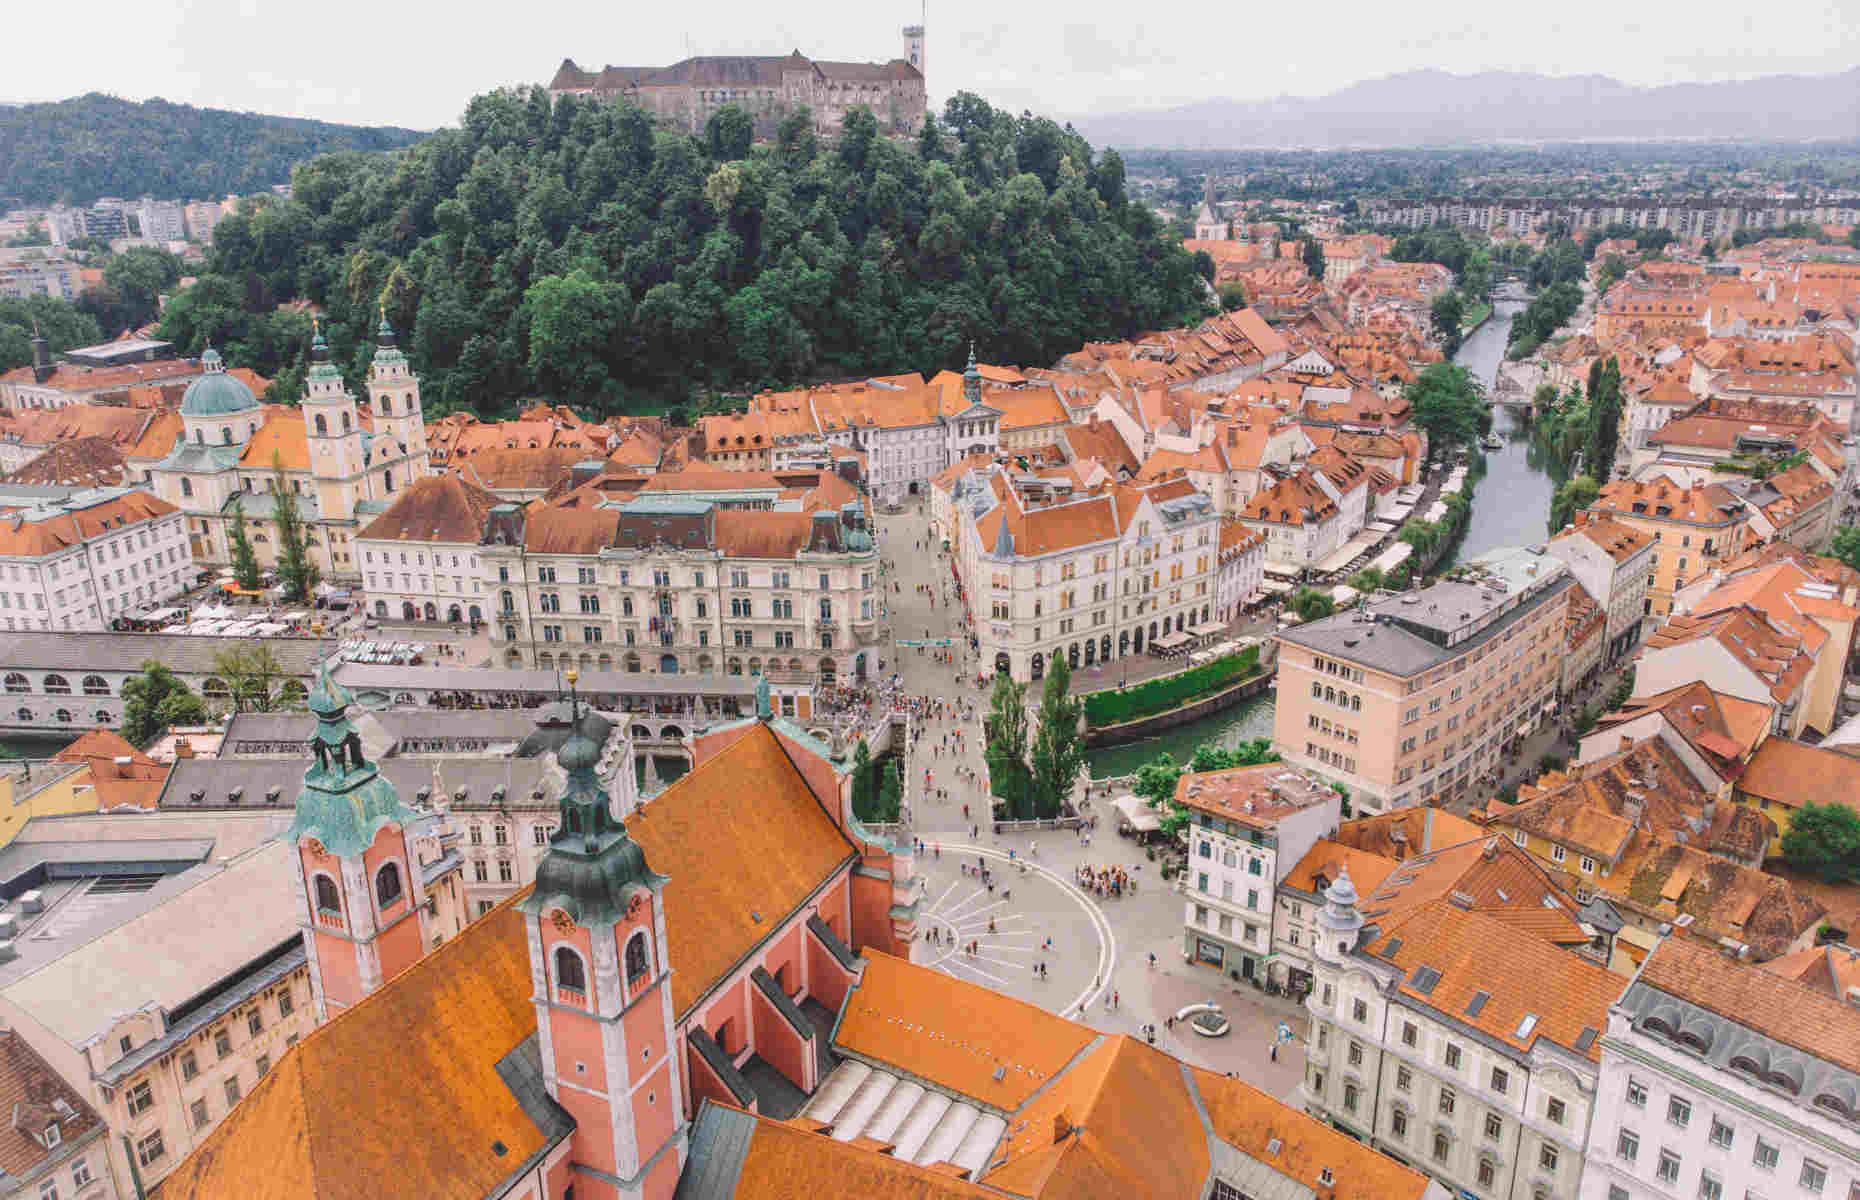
[1363,901,1620,1061]
[359,474,501,544]
[1737,737,1860,813]
[630,723,855,1017]
[1640,935,1860,1077]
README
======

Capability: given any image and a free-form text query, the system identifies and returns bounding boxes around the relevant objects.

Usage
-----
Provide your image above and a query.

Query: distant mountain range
[1072,67,1860,150]
[0,94,427,207]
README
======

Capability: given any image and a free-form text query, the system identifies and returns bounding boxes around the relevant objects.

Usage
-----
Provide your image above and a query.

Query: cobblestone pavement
[872,502,1307,1087]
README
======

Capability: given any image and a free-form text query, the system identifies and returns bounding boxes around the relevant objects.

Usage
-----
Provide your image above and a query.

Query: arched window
[625,932,650,985]
[180,478,193,498]
[2,674,24,694]
[380,395,392,415]
[81,675,109,696]
[313,874,342,915]
[341,410,352,433]
[54,708,72,724]
[42,674,69,695]
[221,427,232,445]
[314,414,328,436]
[555,946,587,995]
[202,677,229,699]
[375,862,403,907]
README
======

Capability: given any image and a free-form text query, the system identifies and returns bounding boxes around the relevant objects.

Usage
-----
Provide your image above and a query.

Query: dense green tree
[211,644,290,713]
[1347,567,1384,594]
[1132,752,1188,834]
[1780,803,1860,883]
[1832,526,1860,574]
[226,497,261,590]
[1290,587,1335,623]
[985,673,1034,820]
[91,245,185,332]
[1028,655,1085,819]
[1595,253,1628,294]
[1189,739,1279,771]
[120,661,208,745]
[705,105,754,162]
[0,94,425,206]
[1430,289,1466,356]
[4,222,50,247]
[1548,474,1601,533]
[1302,237,1325,281]
[153,87,1202,417]
[270,457,320,604]
[0,296,103,373]
[1585,357,1624,482]
[1405,362,1489,456]
[1217,283,1248,311]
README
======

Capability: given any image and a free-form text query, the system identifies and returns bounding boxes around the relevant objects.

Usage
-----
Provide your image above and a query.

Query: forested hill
[154,88,1207,416]
[0,94,427,205]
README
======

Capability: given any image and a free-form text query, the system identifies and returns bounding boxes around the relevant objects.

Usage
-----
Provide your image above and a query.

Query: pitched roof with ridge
[357,474,502,544]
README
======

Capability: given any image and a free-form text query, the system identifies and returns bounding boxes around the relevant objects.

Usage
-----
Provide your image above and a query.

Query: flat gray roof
[158,755,561,812]
[330,662,759,697]
[223,708,540,752]
[1279,574,1575,678]
[0,631,333,676]
[0,840,299,1050]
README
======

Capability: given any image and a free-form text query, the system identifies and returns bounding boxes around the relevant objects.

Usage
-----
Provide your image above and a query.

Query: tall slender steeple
[289,660,427,1017]
[519,677,684,1197]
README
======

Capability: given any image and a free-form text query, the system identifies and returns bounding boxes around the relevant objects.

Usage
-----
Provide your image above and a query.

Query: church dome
[180,348,259,417]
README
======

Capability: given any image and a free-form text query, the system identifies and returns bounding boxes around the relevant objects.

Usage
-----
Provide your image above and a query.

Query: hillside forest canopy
[153,88,1209,418]
[0,94,427,207]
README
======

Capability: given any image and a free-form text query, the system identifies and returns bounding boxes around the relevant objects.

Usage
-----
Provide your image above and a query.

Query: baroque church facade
[144,319,433,581]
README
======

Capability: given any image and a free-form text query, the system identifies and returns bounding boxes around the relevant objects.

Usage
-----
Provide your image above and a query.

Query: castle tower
[302,323,366,522]
[519,682,684,1199]
[365,309,430,476]
[289,660,429,1018]
[903,23,925,80]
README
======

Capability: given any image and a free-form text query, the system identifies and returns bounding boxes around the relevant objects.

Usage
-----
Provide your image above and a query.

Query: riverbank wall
[1084,669,1276,749]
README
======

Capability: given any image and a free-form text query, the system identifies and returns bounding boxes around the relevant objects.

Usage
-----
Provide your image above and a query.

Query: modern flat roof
[329,662,760,698]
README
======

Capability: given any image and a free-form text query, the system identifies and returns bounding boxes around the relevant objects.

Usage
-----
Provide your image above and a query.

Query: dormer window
[42,1122,59,1149]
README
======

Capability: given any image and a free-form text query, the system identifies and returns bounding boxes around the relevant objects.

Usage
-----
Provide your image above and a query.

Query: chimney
[1051,1110,1073,1143]
[30,329,53,384]
[111,754,131,778]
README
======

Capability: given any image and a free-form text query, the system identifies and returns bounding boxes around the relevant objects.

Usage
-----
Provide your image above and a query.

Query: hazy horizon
[8,0,1857,130]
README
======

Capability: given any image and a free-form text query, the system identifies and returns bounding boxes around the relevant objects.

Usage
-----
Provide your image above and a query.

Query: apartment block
[1273,547,1573,813]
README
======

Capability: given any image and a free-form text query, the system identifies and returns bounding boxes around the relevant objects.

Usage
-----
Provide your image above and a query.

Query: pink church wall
[805,925,856,1016]
[630,1057,679,1177]
[748,981,808,1094]
[685,1039,754,1115]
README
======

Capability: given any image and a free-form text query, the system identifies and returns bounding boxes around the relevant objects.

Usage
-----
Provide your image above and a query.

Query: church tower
[289,660,428,1019]
[303,323,366,521]
[902,23,924,79]
[520,681,685,1199]
[365,309,430,483]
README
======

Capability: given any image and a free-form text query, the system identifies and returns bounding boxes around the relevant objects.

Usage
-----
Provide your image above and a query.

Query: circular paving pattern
[911,843,1116,1019]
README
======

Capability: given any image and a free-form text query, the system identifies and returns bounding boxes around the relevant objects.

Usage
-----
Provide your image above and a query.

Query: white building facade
[1579,938,1860,1200]
[0,488,192,632]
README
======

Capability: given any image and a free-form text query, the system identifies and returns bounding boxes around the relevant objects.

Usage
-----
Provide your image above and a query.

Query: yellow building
[1732,736,1860,858]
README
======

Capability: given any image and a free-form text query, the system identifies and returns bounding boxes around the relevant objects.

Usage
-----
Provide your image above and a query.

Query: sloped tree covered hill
[156,88,1207,414]
[0,93,426,205]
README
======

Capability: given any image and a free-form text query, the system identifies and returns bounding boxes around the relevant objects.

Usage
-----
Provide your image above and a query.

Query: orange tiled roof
[0,1031,105,1180]
[1357,836,1589,946]
[1610,834,1823,959]
[1280,838,1398,898]
[1639,929,1860,1076]
[0,436,126,488]
[1736,737,1860,813]
[236,410,310,472]
[629,723,856,1017]
[153,898,548,1199]
[359,474,502,545]
[1594,681,1771,776]
[1557,514,1653,564]
[0,490,179,557]
[1362,900,1619,1061]
[1758,943,1860,1000]
[1333,807,1486,861]
[1642,604,1813,706]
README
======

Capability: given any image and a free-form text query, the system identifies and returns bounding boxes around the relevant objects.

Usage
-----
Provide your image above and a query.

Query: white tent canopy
[1113,794,1161,833]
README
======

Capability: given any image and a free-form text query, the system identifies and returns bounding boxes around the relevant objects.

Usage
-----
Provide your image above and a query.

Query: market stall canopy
[1113,794,1161,832]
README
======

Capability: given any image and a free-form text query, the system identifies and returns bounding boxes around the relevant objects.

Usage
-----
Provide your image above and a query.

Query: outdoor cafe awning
[1113,794,1162,833]
[1154,630,1192,650]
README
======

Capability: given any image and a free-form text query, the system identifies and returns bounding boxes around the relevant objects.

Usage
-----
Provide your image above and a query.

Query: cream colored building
[955,468,1222,681]
[1273,547,1573,814]
[1302,867,1622,1200]
[145,324,431,581]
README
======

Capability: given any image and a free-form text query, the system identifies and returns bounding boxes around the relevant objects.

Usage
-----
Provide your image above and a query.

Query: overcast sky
[9,0,1857,130]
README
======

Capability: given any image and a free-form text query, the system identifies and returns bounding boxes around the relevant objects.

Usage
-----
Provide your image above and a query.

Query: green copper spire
[307,317,343,383]
[520,681,666,928]
[288,660,416,856]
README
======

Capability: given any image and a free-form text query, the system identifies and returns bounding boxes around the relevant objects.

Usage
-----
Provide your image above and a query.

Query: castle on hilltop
[547,25,927,137]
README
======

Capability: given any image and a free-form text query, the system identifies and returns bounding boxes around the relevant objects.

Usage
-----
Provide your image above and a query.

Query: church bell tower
[366,308,430,481]
[519,678,685,1199]
[289,660,428,1018]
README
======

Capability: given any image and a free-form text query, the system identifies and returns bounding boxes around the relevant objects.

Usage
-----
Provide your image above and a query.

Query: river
[1449,297,1567,562]
[1085,296,1564,779]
